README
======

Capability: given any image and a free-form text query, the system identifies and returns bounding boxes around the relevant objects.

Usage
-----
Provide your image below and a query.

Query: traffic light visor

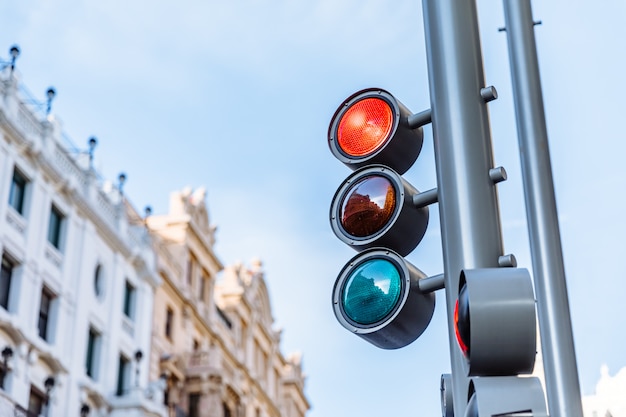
[337,97,394,157]
[342,258,402,325]
[340,175,396,238]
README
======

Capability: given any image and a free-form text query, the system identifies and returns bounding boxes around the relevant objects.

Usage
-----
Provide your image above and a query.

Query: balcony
[166,404,188,417]
[14,404,38,417]
[185,350,221,380]
[0,392,37,417]
[108,386,166,417]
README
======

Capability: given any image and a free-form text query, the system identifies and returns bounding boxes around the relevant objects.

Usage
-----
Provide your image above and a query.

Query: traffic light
[454,268,536,376]
[328,88,435,349]
[453,267,547,416]
[464,377,547,417]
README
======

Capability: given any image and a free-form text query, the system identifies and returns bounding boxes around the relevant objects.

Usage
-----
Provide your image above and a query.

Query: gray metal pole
[502,2,583,417]
[422,1,504,415]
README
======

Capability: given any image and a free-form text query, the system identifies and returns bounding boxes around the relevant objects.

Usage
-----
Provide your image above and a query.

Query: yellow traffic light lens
[342,258,402,325]
[340,175,396,238]
[337,97,394,157]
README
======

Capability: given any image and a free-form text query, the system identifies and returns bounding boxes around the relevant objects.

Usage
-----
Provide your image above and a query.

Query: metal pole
[422,0,504,415]
[502,2,583,417]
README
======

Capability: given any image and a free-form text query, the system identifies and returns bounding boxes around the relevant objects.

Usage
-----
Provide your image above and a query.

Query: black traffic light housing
[328,88,424,174]
[329,165,429,256]
[332,248,435,349]
[328,88,435,350]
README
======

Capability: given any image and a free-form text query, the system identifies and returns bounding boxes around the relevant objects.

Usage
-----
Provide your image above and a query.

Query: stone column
[200,375,223,417]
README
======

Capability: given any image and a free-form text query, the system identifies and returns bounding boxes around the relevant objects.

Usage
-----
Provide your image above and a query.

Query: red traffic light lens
[337,97,394,157]
[454,285,470,356]
[340,175,397,238]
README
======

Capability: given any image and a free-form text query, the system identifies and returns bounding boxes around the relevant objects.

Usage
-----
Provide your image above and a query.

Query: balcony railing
[185,350,221,379]
[167,404,188,417]
[13,403,38,417]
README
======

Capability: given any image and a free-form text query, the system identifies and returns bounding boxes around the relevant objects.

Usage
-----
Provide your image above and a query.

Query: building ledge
[108,386,166,417]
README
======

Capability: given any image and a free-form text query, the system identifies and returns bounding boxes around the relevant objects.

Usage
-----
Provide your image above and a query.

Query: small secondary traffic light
[452,267,547,416]
[328,88,435,349]
[454,268,536,376]
[465,377,547,417]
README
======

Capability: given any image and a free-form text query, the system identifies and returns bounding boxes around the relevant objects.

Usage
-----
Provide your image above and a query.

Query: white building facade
[0,63,165,416]
[0,51,308,417]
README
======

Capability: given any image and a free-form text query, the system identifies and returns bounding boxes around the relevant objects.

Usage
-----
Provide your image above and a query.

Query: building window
[223,402,232,417]
[8,168,27,215]
[255,340,267,376]
[187,255,196,286]
[94,264,103,299]
[116,354,130,396]
[193,339,200,351]
[189,393,201,417]
[240,320,248,347]
[38,287,56,341]
[0,255,13,311]
[262,350,269,378]
[199,274,207,302]
[165,307,173,340]
[217,307,232,329]
[47,204,64,250]
[123,280,135,319]
[85,326,101,379]
[163,382,169,406]
[28,385,46,417]
[0,346,12,390]
[274,369,280,398]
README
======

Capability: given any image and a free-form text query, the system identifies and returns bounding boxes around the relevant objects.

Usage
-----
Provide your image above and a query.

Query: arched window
[94,264,104,300]
[223,402,231,417]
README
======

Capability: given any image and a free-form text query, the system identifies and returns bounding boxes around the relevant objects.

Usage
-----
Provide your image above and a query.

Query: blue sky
[2,1,625,416]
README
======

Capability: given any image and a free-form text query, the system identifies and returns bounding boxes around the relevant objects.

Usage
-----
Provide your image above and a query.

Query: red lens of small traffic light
[454,287,470,356]
[337,98,394,157]
[340,175,397,238]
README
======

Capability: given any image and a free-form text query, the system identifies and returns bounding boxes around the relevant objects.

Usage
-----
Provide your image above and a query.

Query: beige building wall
[147,187,309,417]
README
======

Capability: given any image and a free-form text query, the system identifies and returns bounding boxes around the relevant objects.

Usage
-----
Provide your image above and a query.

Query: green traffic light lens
[342,258,402,325]
[340,174,397,238]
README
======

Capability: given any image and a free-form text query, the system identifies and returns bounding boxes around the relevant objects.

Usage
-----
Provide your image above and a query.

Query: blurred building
[582,365,626,417]
[0,50,308,417]
[146,188,309,417]
[0,60,164,415]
